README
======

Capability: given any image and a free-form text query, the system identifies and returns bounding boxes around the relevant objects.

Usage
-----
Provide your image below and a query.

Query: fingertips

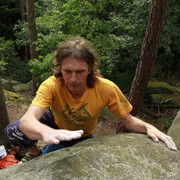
[148,132,159,142]
[71,130,83,139]
[77,130,84,135]
[166,140,177,151]
[45,137,60,145]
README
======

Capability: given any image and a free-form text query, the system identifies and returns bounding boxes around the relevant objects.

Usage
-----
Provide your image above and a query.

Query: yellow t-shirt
[31,76,132,136]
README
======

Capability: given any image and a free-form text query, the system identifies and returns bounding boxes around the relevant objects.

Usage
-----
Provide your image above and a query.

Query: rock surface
[0,134,179,180]
[168,110,180,150]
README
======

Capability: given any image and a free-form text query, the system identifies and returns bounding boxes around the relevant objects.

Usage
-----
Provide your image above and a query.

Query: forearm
[19,116,55,140]
[122,113,150,134]
[19,105,84,145]
[122,113,177,150]
[19,105,54,140]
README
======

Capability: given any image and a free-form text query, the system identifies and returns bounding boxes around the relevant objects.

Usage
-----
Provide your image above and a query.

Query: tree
[26,0,39,94]
[0,77,10,146]
[117,0,170,132]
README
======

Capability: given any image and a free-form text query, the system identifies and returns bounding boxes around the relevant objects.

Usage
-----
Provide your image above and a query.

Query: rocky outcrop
[1,78,31,93]
[0,134,179,180]
[145,81,180,106]
[168,110,180,150]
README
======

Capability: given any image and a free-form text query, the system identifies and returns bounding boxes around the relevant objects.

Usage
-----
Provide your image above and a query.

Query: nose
[70,72,77,83]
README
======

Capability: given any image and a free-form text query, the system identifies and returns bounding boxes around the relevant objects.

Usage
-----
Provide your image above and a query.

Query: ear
[88,65,92,74]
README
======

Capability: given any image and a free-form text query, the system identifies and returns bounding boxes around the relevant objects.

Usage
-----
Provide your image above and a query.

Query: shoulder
[95,77,119,89]
[42,75,60,84]
[41,76,62,87]
[37,76,63,94]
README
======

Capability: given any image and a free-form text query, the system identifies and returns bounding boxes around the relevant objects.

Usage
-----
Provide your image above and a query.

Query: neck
[66,86,86,100]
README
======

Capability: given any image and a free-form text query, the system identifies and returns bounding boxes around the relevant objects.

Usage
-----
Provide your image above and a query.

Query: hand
[41,129,84,145]
[146,125,177,151]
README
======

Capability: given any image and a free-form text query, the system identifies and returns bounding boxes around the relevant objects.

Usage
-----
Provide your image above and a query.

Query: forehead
[61,58,89,69]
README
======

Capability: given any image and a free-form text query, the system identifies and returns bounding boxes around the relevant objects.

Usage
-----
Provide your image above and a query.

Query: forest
[0,0,179,89]
[0,0,180,138]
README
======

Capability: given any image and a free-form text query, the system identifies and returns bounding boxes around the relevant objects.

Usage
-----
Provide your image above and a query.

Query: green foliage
[0,0,21,39]
[10,0,180,89]
[153,0,180,78]
[29,54,54,84]
[0,61,7,72]
[0,37,31,83]
[13,21,29,49]
[26,0,151,89]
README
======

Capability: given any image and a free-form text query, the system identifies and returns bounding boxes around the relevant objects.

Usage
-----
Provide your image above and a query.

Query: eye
[76,70,85,74]
[64,70,71,73]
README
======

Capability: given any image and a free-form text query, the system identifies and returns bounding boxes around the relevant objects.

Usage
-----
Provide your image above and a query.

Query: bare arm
[19,105,84,145]
[122,113,177,151]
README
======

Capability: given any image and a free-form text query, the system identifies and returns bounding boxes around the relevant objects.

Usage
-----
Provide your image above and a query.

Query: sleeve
[107,84,132,119]
[31,79,55,111]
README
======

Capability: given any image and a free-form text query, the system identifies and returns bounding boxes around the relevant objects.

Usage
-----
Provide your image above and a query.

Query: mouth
[68,83,79,88]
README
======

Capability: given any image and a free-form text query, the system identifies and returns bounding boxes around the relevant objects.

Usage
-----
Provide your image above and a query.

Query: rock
[168,111,180,150]
[26,80,33,90]
[0,134,180,180]
[145,81,179,96]
[1,78,31,92]
[149,94,180,106]
[3,89,20,101]
[13,84,31,92]
[1,79,16,92]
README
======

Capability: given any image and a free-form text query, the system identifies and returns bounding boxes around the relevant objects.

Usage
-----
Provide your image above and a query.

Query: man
[5,37,177,163]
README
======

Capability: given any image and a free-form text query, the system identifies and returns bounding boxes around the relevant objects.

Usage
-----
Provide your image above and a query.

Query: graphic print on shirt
[119,98,129,108]
[61,103,91,127]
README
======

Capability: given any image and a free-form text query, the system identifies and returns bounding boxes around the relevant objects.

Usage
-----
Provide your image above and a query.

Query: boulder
[13,84,31,92]
[1,79,16,92]
[145,81,180,101]
[0,134,180,180]
[168,111,180,150]
[149,94,180,106]
[146,81,178,95]
[3,89,20,101]
[1,78,31,92]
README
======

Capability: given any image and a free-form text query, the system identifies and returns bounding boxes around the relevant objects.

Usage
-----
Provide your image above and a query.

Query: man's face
[61,58,90,99]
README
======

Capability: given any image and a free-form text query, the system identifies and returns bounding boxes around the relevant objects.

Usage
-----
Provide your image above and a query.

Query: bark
[0,77,10,146]
[117,0,170,133]
[19,0,25,21]
[26,0,39,94]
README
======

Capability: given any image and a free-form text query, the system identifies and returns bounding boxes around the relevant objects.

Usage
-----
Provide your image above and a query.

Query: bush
[0,37,31,83]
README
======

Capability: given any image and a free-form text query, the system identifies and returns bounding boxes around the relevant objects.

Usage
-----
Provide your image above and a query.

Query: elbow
[19,118,26,132]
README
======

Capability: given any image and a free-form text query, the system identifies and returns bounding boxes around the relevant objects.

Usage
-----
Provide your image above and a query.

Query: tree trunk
[26,0,38,95]
[117,0,169,133]
[19,0,29,61]
[19,0,25,21]
[0,77,10,146]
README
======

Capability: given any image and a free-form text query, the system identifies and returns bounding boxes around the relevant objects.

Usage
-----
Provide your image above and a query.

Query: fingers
[147,132,159,143]
[42,129,84,145]
[57,130,84,140]
[44,137,60,145]
[147,131,177,151]
[159,135,177,151]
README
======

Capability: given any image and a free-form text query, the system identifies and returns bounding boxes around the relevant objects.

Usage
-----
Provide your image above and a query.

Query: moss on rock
[0,134,180,180]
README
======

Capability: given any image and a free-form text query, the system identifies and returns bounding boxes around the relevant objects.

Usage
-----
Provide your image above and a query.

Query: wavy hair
[53,37,101,88]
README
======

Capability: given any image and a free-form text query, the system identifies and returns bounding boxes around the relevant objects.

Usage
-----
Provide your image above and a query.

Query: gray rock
[1,79,16,92]
[168,110,180,150]
[0,134,180,180]
[13,84,31,92]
